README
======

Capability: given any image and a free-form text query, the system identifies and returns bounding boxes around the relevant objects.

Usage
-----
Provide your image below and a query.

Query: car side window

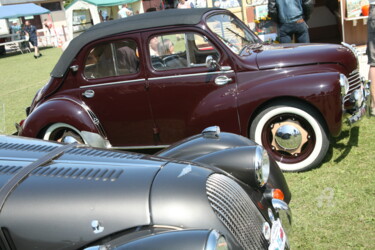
[84,40,139,79]
[149,33,219,71]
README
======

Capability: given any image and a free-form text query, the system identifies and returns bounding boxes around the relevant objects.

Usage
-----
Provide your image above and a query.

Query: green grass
[1,47,374,249]
[0,47,62,134]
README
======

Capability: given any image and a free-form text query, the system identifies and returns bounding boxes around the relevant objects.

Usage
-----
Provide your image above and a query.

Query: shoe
[371,108,375,117]
[34,55,37,59]
[38,53,42,58]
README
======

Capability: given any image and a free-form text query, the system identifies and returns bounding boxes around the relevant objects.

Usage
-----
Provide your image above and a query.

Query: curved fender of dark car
[0,134,290,250]
[236,71,343,137]
[19,98,103,139]
[156,127,291,203]
[87,229,227,250]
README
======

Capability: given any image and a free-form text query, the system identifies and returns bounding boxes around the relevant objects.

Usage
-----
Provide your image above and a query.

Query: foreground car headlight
[192,145,270,188]
[254,145,270,187]
[340,74,349,96]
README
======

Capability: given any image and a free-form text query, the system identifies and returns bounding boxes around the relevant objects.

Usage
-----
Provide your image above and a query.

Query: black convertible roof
[51,8,223,78]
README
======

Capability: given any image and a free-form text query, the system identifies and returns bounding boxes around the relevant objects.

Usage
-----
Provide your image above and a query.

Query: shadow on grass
[0,46,54,59]
[323,126,360,164]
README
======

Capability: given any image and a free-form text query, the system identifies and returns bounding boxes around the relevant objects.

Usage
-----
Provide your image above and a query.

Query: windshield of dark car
[206,13,262,55]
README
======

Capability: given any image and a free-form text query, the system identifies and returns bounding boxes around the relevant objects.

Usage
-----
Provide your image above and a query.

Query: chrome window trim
[80,78,146,89]
[148,70,234,81]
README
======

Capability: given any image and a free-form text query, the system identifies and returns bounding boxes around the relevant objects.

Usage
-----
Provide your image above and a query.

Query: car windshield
[206,13,262,55]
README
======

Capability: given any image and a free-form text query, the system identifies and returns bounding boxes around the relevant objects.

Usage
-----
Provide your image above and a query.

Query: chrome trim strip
[110,145,169,150]
[80,78,146,89]
[148,70,234,81]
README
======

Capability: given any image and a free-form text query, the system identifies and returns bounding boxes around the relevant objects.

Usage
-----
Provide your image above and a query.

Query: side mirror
[205,55,218,69]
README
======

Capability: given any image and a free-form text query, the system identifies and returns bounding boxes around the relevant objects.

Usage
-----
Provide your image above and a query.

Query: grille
[344,70,362,104]
[206,174,267,250]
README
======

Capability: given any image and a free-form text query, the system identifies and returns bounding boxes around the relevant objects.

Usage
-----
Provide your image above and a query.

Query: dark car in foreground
[17,8,369,172]
[0,127,291,250]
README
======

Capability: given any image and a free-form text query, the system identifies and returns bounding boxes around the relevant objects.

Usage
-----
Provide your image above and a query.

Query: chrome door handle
[82,89,95,98]
[215,75,232,86]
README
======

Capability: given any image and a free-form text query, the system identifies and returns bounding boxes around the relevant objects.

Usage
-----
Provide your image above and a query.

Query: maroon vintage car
[17,8,369,172]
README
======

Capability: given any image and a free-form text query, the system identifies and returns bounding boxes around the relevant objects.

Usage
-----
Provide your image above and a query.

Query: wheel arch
[20,98,103,140]
[246,96,330,139]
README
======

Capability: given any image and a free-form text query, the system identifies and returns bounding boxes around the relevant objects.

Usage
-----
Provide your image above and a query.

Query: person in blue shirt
[24,20,42,59]
[10,22,21,36]
[268,0,314,43]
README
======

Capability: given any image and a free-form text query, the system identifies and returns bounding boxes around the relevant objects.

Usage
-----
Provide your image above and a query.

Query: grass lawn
[1,47,374,249]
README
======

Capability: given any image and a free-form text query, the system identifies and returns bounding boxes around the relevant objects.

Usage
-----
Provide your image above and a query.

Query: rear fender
[20,98,104,140]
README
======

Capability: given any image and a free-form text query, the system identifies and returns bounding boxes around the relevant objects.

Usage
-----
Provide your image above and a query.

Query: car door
[144,30,240,145]
[78,34,155,147]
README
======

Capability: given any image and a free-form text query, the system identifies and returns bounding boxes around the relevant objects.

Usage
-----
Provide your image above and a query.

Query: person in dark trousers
[24,20,42,59]
[268,0,315,43]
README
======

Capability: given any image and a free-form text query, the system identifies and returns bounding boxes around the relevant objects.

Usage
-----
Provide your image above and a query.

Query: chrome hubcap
[271,119,308,154]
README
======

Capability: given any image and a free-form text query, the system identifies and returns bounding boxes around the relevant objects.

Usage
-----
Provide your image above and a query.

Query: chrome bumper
[271,199,292,249]
[272,199,292,230]
[346,79,371,125]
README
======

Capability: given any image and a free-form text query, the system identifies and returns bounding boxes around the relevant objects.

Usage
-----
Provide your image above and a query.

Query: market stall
[65,0,142,40]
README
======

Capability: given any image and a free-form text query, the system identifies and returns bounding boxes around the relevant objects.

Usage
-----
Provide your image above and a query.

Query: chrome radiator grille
[206,174,268,250]
[344,70,362,103]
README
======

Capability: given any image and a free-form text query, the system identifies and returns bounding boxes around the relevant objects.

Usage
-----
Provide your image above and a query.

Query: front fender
[85,229,224,250]
[237,71,343,137]
[156,126,291,203]
[20,98,102,139]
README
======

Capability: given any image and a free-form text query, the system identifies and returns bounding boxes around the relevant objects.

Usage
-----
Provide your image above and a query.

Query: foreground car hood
[0,136,165,249]
[256,43,357,71]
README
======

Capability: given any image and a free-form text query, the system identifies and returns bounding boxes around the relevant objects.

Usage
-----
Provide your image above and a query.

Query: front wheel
[250,103,329,172]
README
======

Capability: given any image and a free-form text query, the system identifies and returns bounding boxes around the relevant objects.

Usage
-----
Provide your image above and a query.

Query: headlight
[350,89,364,107]
[192,145,270,188]
[339,74,349,96]
[254,145,270,187]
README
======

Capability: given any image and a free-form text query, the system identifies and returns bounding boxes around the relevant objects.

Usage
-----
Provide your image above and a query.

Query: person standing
[177,0,191,9]
[367,1,375,116]
[117,4,133,18]
[268,0,314,43]
[10,22,21,36]
[24,20,42,59]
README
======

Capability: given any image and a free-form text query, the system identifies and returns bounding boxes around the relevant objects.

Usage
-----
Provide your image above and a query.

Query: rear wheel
[43,123,84,144]
[249,102,329,172]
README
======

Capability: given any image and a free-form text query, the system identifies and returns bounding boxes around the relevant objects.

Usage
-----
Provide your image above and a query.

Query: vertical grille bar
[344,70,362,103]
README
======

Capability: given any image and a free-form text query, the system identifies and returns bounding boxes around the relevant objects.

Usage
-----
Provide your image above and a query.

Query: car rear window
[84,39,139,79]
